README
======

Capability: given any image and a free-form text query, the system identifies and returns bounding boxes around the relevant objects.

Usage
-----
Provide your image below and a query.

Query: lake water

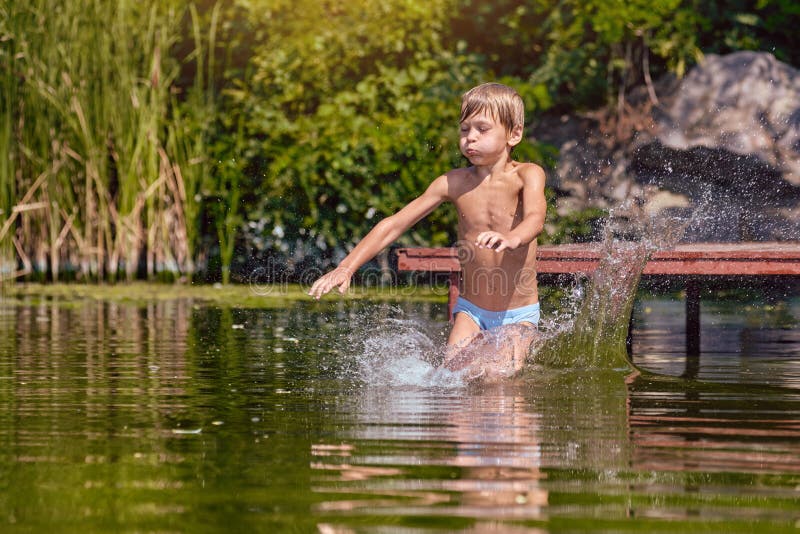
[0,289,798,532]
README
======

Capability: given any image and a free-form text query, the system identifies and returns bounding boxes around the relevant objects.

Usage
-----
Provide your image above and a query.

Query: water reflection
[312,386,548,520]
[312,369,800,529]
[629,376,800,475]
[0,295,798,532]
[632,296,800,385]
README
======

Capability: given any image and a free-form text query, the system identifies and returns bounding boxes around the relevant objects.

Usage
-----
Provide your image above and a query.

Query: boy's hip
[452,296,540,330]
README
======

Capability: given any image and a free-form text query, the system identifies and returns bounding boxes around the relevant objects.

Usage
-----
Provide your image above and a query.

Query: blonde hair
[460,83,524,133]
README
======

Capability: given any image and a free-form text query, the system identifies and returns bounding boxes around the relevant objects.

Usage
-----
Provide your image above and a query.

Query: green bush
[5,0,797,282]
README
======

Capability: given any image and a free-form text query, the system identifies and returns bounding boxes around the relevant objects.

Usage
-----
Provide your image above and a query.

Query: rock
[631,142,800,209]
[534,51,800,242]
[643,191,690,217]
[659,51,800,185]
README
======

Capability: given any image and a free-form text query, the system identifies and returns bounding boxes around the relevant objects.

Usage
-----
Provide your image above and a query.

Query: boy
[308,83,547,354]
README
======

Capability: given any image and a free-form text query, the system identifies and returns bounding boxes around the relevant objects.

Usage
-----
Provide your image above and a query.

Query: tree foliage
[223,0,481,265]
[450,0,704,108]
[3,0,798,281]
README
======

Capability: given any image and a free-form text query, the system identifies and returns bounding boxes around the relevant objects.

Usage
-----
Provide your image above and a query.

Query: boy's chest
[453,179,522,226]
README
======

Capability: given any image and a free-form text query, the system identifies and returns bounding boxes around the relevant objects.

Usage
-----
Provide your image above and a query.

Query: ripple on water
[1,289,799,531]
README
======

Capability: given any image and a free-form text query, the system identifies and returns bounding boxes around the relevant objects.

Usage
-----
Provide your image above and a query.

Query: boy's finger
[308,281,319,297]
[338,279,350,294]
[309,278,328,299]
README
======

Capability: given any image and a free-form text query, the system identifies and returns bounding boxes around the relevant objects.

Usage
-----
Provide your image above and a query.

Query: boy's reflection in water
[446,388,549,514]
[310,385,548,520]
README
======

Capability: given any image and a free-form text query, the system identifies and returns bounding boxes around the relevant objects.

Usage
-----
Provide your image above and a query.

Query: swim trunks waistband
[452,296,540,330]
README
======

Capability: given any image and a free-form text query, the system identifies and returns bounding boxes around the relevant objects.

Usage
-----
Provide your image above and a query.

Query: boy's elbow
[519,218,544,245]
[522,231,541,247]
[375,216,397,233]
[533,220,545,239]
[374,215,403,239]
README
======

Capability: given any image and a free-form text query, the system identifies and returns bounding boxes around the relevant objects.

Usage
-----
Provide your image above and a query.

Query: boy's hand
[475,231,522,252]
[308,266,354,299]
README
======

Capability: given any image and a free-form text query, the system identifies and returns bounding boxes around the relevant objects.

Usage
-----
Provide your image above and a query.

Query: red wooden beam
[397,242,800,341]
[396,242,800,276]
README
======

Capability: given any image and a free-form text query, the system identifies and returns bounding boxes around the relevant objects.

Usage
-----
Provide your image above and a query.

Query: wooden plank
[396,243,800,276]
[396,248,460,272]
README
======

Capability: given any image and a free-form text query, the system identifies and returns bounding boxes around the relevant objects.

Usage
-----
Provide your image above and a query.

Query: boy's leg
[447,312,481,346]
[445,322,537,380]
[443,312,482,370]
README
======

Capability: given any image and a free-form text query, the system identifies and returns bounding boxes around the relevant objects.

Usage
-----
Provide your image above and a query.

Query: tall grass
[0,0,201,282]
[0,2,22,277]
[165,2,220,281]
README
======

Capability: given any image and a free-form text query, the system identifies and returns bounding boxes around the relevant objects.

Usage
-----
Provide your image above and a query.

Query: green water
[1,292,799,533]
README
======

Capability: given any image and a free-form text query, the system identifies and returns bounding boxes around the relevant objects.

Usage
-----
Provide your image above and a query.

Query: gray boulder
[536,51,800,241]
[658,51,800,185]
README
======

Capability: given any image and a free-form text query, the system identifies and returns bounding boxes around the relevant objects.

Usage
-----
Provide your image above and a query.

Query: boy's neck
[471,153,514,179]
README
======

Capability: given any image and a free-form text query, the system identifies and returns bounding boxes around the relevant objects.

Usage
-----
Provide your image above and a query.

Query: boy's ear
[507,125,524,147]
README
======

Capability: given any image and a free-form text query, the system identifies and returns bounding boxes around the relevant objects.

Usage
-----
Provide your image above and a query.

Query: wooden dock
[396,242,800,353]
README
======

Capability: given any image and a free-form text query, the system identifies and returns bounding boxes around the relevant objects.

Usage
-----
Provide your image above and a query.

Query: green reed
[0,2,21,277]
[0,0,201,282]
[164,2,221,281]
[177,1,243,285]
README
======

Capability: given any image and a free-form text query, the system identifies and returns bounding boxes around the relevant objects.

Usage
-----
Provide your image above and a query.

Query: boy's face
[459,112,522,166]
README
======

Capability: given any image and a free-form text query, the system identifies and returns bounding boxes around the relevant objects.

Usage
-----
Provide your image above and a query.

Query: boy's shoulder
[439,163,545,189]
[443,166,473,178]
[512,162,547,191]
[512,160,545,177]
[443,162,544,177]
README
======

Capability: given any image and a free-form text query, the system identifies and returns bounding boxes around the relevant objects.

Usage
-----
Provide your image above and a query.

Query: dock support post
[448,272,460,323]
[626,311,634,356]
[685,279,701,356]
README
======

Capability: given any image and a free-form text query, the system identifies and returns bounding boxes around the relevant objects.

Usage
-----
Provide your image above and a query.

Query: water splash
[532,238,649,370]
[346,312,543,387]
[343,206,692,385]
[346,314,465,388]
[531,206,691,370]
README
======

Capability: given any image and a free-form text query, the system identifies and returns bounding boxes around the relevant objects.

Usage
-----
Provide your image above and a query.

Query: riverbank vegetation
[3,281,451,307]
[2,0,797,284]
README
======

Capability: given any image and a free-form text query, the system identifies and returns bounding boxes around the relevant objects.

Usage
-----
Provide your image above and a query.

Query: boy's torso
[448,163,539,311]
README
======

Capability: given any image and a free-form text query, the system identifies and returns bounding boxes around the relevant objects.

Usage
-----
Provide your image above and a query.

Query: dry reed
[0,0,207,282]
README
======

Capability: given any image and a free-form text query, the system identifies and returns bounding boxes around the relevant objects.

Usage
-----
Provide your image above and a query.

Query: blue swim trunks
[452,296,540,330]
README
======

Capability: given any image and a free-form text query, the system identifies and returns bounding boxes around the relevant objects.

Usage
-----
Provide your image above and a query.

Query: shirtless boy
[308,83,547,355]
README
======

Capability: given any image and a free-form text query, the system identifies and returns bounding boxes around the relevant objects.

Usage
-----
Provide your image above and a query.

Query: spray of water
[345,313,466,387]
[530,204,692,370]
[343,204,695,386]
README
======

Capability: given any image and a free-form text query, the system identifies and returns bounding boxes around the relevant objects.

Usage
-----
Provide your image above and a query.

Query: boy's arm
[308,175,449,299]
[475,164,546,252]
